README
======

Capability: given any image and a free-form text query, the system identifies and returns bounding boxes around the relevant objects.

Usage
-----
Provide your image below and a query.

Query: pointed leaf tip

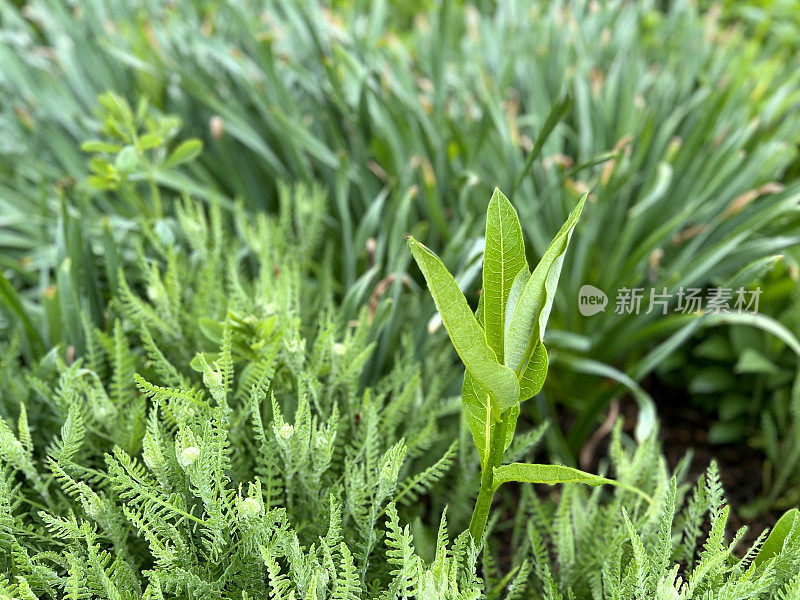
[505,193,587,374]
[482,188,527,368]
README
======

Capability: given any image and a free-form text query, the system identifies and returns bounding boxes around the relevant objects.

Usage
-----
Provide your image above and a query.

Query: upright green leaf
[754,508,800,570]
[462,371,492,466]
[409,237,520,411]
[518,342,548,401]
[0,272,45,359]
[463,380,521,466]
[505,194,587,374]
[503,266,530,347]
[482,188,527,361]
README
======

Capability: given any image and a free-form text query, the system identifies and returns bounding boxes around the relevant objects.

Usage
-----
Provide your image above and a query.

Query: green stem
[468,465,495,542]
[468,413,509,542]
[149,175,162,220]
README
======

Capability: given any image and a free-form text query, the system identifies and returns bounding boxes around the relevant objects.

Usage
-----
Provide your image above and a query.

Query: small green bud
[278,424,294,440]
[96,404,115,420]
[205,370,223,388]
[179,446,200,468]
[286,339,305,354]
[239,496,262,519]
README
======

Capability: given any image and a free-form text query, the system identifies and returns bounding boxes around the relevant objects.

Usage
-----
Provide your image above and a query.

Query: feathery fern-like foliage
[5,368,800,600]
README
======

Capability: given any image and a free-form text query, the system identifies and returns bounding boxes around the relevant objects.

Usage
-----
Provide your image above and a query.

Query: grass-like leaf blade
[0,272,45,359]
[511,90,572,196]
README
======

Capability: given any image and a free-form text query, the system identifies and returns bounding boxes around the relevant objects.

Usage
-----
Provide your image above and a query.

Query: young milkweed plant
[409,189,652,541]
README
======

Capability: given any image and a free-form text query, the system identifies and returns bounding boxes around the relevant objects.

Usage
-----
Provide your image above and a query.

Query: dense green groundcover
[0,191,799,598]
[3,0,800,466]
[2,0,800,597]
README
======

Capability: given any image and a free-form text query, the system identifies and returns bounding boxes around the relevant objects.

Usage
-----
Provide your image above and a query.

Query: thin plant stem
[468,412,509,541]
[149,177,162,220]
